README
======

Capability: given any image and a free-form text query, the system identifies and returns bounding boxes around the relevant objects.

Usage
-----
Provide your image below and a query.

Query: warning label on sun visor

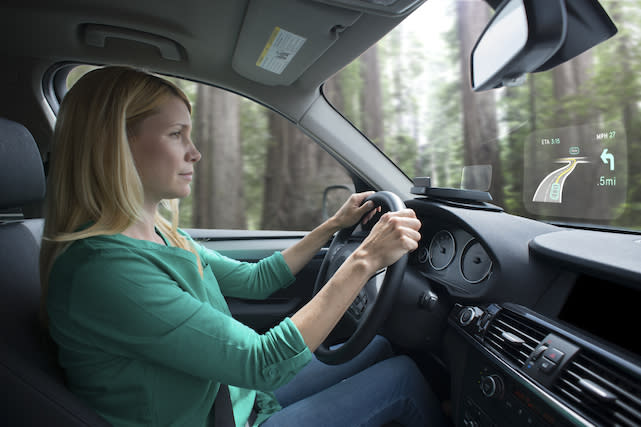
[256,27,306,75]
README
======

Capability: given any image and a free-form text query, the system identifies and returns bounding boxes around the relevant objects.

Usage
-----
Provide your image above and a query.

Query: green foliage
[497,82,531,216]
[340,59,364,128]
[426,79,463,188]
[389,134,418,178]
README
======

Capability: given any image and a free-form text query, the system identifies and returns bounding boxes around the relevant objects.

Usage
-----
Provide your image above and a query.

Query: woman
[40,66,445,426]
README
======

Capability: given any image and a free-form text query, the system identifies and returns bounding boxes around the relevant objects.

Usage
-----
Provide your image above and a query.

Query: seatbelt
[214,384,259,427]
[213,384,235,427]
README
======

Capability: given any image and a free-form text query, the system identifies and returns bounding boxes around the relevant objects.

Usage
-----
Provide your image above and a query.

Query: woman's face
[129,95,201,204]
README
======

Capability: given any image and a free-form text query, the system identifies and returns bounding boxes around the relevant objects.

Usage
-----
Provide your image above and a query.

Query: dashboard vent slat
[554,351,641,427]
[483,310,548,368]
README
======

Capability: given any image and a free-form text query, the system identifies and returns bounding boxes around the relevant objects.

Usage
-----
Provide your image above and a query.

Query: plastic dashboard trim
[529,229,641,287]
[449,306,595,427]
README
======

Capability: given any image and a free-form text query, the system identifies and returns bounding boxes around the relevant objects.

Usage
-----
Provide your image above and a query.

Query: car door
[190,229,325,332]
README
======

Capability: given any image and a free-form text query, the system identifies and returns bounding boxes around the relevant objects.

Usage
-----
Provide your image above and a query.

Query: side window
[65,66,353,231]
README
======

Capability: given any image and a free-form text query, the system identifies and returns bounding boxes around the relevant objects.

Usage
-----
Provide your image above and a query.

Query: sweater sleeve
[49,247,312,392]
[196,244,296,299]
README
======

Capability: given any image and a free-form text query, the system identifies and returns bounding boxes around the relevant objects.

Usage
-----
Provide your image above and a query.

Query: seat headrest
[0,118,46,209]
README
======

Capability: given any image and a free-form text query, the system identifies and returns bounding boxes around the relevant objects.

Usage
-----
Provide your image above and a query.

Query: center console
[459,347,577,427]
[448,303,641,427]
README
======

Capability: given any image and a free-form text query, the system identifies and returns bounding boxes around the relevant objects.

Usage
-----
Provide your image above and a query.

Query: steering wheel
[312,191,408,364]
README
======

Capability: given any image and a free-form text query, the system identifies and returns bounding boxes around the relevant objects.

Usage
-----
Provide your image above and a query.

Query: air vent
[484,310,548,368]
[554,351,641,426]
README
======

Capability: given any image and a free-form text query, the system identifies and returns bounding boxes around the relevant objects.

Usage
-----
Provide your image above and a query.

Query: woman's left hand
[331,191,381,230]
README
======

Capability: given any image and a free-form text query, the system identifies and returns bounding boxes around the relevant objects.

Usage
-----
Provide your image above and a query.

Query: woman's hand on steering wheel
[330,191,381,230]
[352,208,421,274]
[310,191,421,364]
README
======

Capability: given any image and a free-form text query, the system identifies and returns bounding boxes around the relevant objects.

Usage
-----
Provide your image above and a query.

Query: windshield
[327,0,641,232]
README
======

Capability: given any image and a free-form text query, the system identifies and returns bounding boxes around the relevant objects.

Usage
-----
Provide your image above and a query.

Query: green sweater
[47,231,313,427]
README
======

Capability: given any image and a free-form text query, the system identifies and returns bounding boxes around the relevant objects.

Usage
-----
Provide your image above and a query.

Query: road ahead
[532,157,589,203]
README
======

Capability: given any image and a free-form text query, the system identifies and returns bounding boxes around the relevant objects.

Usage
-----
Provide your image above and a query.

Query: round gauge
[460,239,492,283]
[428,230,456,270]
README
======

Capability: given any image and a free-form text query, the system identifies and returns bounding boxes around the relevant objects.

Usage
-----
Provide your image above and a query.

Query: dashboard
[405,198,563,307]
[401,197,641,427]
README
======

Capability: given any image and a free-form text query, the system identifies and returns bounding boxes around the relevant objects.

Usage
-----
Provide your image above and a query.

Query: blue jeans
[261,336,446,427]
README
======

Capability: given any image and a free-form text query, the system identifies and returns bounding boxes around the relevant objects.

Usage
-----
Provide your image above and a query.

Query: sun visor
[311,0,426,17]
[232,0,361,86]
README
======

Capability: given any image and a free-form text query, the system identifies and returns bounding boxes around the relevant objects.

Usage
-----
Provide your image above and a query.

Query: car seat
[0,117,111,426]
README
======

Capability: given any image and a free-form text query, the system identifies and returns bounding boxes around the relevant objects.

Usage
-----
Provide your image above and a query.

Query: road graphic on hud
[532,157,590,203]
[524,122,626,220]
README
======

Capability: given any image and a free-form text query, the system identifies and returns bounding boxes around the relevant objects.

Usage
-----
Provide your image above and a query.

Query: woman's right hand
[349,208,421,274]
[291,208,421,351]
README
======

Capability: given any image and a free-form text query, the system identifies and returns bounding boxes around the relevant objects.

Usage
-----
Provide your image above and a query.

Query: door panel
[187,229,328,332]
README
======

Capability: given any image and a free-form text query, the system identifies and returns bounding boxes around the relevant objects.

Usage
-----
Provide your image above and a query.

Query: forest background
[69,0,641,232]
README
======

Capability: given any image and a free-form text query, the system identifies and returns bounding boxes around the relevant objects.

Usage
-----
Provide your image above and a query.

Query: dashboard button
[543,347,565,364]
[459,307,477,326]
[539,359,557,374]
[480,374,503,398]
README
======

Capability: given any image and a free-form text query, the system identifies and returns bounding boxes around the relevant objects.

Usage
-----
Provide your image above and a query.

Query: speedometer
[428,230,456,270]
[460,239,492,283]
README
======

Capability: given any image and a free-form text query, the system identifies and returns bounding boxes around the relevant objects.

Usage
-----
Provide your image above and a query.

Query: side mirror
[321,185,354,221]
[470,0,567,91]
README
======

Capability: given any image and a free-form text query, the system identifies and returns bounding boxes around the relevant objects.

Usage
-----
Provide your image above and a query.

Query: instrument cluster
[414,224,493,291]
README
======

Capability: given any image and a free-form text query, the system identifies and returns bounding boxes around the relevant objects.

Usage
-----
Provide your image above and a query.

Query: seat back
[0,117,110,426]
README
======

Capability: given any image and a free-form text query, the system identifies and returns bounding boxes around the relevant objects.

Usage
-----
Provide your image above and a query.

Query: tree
[456,0,503,204]
[240,99,270,230]
[360,45,385,149]
[614,6,641,227]
[596,2,641,227]
[551,54,608,220]
[192,85,246,229]
[420,15,464,189]
[378,26,422,179]
[498,77,534,217]
[262,77,351,231]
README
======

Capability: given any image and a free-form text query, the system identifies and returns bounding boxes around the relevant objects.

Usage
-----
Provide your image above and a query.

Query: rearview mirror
[470,0,566,91]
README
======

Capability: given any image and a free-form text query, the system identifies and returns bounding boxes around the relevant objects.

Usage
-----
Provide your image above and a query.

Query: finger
[390,219,422,240]
[360,200,376,211]
[393,208,417,218]
[361,205,381,224]
[379,209,415,221]
[405,228,422,244]
[353,191,375,206]
[359,200,378,214]
[404,217,422,231]
[400,234,420,252]
[362,210,374,224]
[380,210,420,229]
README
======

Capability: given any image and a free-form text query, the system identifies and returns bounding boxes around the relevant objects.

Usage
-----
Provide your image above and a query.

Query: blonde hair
[40,66,201,322]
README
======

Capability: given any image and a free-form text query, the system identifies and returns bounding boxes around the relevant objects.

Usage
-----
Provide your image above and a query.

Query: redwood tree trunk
[193,85,246,228]
[263,78,350,230]
[360,45,384,149]
[457,0,502,203]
